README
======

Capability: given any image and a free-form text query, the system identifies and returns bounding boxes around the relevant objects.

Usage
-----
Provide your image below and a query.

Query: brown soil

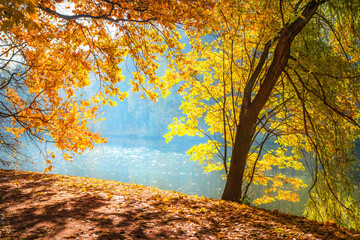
[0,169,359,240]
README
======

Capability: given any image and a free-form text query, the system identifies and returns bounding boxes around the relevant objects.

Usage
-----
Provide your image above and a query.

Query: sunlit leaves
[164,0,360,225]
[186,140,224,172]
[1,0,215,166]
[164,0,310,205]
[164,117,204,143]
[0,0,40,31]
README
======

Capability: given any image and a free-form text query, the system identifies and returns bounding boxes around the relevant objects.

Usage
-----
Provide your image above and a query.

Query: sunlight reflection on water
[10,137,226,199]
[1,136,310,215]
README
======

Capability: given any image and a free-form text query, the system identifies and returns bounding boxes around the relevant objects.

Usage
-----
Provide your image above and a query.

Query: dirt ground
[0,169,359,240]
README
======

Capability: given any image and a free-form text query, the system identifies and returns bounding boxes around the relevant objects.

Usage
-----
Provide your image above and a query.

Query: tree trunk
[221,109,258,201]
[221,0,324,202]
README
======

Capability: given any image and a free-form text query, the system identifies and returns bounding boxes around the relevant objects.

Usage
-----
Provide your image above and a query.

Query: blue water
[1,135,310,215]
[4,136,226,199]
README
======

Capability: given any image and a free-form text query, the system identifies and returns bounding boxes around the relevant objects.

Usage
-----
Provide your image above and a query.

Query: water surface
[2,136,310,215]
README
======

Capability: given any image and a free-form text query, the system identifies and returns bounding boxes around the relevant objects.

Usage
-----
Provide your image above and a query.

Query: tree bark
[221,0,325,202]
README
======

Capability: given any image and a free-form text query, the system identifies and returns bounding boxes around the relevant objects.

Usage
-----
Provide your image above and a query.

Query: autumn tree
[0,0,214,170]
[2,0,359,229]
[164,0,360,229]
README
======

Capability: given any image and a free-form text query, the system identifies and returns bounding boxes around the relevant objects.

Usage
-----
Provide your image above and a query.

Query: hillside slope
[0,169,359,239]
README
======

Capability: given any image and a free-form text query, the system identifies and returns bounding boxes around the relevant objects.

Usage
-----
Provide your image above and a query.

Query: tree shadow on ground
[1,169,359,240]
[0,170,217,239]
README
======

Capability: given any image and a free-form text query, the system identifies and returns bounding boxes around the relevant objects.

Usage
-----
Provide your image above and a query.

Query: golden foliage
[0,0,215,168]
[163,0,360,209]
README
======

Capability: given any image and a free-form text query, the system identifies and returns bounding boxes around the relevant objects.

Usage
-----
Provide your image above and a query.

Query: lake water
[1,136,310,216]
